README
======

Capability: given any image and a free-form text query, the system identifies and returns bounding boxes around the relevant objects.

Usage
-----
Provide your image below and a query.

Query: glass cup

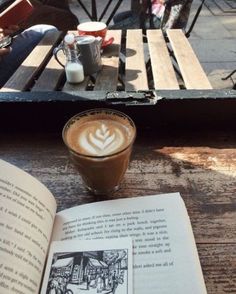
[62,109,136,195]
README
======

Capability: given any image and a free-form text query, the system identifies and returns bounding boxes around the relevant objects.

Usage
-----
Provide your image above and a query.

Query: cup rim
[77,21,107,32]
[75,35,96,44]
[62,108,136,159]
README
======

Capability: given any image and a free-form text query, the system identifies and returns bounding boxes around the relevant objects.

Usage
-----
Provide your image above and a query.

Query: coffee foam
[66,115,134,156]
[78,21,106,32]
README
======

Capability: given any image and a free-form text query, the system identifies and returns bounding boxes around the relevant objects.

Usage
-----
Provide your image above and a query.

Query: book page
[40,238,133,294]
[52,193,207,293]
[0,159,57,294]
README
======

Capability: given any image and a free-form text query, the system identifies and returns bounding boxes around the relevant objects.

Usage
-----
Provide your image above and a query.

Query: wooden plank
[1,31,63,92]
[62,76,90,93]
[32,53,64,91]
[94,30,122,91]
[125,29,148,91]
[147,30,179,90]
[31,56,64,91]
[167,29,213,90]
[198,243,236,294]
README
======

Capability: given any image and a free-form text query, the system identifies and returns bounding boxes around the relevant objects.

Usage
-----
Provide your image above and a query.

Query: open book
[0,159,207,294]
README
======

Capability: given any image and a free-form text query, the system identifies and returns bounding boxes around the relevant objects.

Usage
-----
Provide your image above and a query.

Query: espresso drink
[63,109,136,195]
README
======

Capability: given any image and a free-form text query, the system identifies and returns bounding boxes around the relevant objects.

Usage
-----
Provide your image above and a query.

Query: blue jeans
[110,10,161,30]
[0,24,57,87]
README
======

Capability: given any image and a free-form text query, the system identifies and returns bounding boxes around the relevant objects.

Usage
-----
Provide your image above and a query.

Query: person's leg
[109,11,141,29]
[161,0,193,31]
[175,0,193,29]
[0,24,57,87]
[113,10,134,24]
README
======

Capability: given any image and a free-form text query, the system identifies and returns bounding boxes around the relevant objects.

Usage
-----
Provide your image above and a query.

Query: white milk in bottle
[64,34,84,83]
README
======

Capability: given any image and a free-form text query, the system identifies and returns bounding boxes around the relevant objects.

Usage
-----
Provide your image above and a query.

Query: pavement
[69,0,236,89]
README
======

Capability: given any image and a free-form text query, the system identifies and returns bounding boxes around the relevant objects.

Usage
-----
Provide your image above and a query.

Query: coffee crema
[66,118,133,156]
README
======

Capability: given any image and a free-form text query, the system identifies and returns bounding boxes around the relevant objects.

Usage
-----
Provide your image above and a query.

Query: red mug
[77,21,114,48]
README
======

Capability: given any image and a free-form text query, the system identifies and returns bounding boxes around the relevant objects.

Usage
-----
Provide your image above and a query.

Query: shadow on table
[1,66,65,92]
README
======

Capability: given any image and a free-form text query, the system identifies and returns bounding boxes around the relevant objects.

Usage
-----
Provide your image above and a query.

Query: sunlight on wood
[157,147,236,177]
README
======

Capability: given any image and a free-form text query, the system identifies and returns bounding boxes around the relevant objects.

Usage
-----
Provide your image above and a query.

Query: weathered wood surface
[147,30,179,89]
[198,243,236,293]
[0,29,212,93]
[167,29,213,90]
[125,29,148,90]
[0,129,235,292]
[1,31,63,92]
[32,50,64,92]
[94,30,122,90]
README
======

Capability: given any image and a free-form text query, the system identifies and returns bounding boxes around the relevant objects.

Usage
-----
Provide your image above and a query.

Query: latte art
[66,116,134,157]
[79,122,125,156]
[92,124,115,149]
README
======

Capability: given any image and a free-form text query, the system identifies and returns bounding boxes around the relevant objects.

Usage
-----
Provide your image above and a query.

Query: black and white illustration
[45,248,129,294]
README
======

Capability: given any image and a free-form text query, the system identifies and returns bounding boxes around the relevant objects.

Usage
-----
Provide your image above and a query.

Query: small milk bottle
[64,34,84,84]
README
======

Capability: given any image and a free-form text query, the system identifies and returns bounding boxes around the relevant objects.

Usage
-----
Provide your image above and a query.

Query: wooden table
[0,29,212,93]
[1,126,235,293]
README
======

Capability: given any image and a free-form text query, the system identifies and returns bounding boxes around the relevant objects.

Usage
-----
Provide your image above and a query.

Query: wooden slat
[62,76,90,93]
[34,30,76,92]
[147,30,179,90]
[32,54,64,92]
[1,31,63,92]
[167,29,213,90]
[125,29,148,91]
[94,30,122,91]
[198,243,236,294]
